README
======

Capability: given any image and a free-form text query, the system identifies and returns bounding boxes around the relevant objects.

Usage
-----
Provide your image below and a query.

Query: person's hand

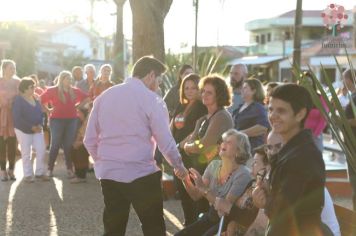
[189,168,206,192]
[73,140,82,149]
[174,164,188,180]
[214,197,232,217]
[252,179,267,209]
[225,221,238,236]
[183,142,196,155]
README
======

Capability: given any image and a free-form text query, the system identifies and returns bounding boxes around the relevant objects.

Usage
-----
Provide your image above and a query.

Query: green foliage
[163,49,228,94]
[58,51,89,71]
[296,52,356,172]
[0,22,37,77]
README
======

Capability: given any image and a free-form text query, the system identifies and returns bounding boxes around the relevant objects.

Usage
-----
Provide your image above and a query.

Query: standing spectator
[29,74,45,97]
[12,78,49,183]
[40,71,88,178]
[0,59,20,181]
[164,64,194,119]
[171,73,207,226]
[228,64,248,114]
[76,64,96,94]
[88,64,114,100]
[343,68,356,211]
[300,72,329,152]
[72,66,84,85]
[233,78,269,153]
[337,86,350,109]
[84,56,187,236]
[252,84,327,236]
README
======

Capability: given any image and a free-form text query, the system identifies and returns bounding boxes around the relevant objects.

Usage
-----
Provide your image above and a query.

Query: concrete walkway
[0,153,352,236]
[0,154,184,236]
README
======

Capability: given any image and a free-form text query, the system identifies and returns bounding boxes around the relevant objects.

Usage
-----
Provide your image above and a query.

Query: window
[267,33,271,42]
[284,32,291,40]
[261,34,266,45]
[280,68,293,82]
[255,35,260,43]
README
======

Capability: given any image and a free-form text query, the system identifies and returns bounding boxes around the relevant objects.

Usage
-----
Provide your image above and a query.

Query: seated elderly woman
[213,144,270,236]
[174,129,252,236]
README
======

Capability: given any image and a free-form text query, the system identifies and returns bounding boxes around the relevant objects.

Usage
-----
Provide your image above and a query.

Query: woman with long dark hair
[171,73,207,226]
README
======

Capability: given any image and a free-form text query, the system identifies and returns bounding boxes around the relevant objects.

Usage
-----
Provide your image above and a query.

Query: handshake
[174,164,188,180]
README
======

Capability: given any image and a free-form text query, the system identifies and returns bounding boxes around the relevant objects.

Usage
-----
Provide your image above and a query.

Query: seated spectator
[175,129,252,236]
[232,78,270,153]
[214,144,268,236]
[171,73,207,226]
[252,84,331,236]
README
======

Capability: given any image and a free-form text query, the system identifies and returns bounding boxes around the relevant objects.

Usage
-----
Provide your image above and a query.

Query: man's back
[84,77,181,183]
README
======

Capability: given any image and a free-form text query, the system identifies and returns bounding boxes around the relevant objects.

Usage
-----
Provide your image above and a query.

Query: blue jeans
[48,118,78,171]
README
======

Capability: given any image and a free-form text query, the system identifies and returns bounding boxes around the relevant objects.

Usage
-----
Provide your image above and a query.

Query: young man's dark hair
[132,56,166,79]
[270,83,312,125]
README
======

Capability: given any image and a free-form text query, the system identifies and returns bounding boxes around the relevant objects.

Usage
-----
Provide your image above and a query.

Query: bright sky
[0,0,355,53]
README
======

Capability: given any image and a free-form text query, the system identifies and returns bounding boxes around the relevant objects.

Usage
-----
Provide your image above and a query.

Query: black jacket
[265,129,325,236]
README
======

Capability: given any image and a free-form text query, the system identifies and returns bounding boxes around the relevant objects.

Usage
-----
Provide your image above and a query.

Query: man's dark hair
[132,56,166,79]
[270,83,312,125]
[19,77,35,93]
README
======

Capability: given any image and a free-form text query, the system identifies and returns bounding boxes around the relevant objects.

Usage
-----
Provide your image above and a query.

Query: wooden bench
[334,204,356,236]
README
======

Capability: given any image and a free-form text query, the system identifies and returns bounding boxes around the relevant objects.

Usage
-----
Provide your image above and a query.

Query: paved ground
[0,154,185,236]
[0,153,353,236]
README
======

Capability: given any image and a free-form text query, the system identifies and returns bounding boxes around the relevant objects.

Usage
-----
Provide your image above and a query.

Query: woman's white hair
[222,129,252,164]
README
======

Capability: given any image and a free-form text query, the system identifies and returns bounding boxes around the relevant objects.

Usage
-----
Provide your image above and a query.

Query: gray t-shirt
[203,160,251,198]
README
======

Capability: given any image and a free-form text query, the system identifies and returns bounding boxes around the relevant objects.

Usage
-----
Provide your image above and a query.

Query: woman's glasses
[264,143,283,153]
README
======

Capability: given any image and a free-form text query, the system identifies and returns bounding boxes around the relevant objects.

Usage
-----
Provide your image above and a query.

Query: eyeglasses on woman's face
[264,143,283,154]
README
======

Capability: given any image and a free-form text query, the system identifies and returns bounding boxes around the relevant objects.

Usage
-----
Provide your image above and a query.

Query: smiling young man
[252,84,328,236]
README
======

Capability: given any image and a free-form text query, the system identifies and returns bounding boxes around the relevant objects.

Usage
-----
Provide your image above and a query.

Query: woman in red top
[88,64,114,100]
[40,71,88,177]
[0,59,20,181]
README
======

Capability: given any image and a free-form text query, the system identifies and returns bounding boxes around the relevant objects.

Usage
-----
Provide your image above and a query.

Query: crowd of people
[0,59,114,183]
[0,55,355,236]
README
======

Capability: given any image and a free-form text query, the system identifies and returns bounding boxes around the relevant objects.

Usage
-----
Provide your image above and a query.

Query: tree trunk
[113,0,126,83]
[129,0,173,62]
